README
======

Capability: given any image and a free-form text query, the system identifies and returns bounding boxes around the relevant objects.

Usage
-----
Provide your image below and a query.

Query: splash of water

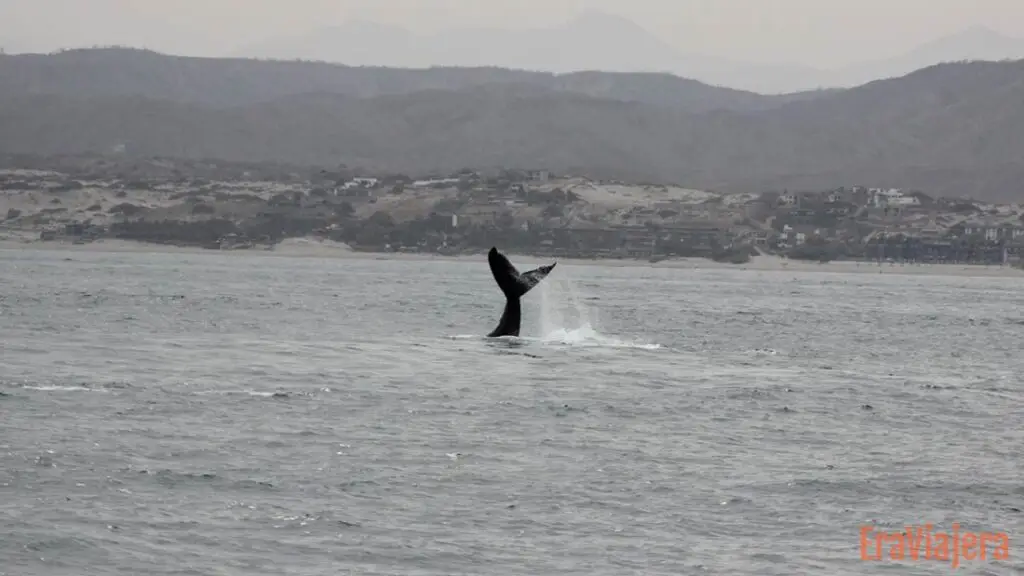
[535,273,591,339]
[529,269,660,349]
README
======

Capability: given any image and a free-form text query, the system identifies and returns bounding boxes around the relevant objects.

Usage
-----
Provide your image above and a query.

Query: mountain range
[1,48,1023,202]
[236,11,1024,94]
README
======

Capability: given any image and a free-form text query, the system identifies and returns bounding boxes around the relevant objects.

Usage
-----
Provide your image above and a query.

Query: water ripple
[1,248,1021,576]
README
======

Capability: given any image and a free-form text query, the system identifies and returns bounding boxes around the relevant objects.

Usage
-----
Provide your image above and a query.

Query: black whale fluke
[486,247,557,338]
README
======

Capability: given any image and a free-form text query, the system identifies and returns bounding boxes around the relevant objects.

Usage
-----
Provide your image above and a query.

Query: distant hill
[1,49,1023,202]
[0,47,823,113]
[821,26,1024,90]
[235,11,1024,94]
[236,11,766,88]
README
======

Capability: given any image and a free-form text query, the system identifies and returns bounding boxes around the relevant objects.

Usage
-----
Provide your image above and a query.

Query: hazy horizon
[3,0,1024,69]
[3,0,1024,194]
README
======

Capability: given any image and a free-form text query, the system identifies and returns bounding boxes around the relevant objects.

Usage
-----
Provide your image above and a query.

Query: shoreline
[2,237,1023,278]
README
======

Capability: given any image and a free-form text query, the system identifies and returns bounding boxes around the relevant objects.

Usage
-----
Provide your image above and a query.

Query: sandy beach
[3,236,1023,278]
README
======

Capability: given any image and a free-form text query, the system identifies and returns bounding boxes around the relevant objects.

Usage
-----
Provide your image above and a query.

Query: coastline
[3,236,1023,278]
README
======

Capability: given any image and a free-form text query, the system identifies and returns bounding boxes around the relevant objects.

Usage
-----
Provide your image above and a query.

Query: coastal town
[2,155,1023,267]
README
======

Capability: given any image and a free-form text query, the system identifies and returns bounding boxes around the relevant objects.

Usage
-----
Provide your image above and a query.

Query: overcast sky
[2,0,1024,67]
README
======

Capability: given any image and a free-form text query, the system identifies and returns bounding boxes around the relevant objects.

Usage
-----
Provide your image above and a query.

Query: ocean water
[1,248,1021,576]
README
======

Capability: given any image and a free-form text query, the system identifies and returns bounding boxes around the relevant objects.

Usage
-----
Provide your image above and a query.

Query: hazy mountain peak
[233,13,1024,93]
[906,25,1024,60]
[563,9,644,30]
[943,24,1008,43]
[333,20,412,35]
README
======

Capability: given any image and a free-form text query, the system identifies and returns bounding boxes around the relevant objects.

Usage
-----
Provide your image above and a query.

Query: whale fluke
[486,247,556,337]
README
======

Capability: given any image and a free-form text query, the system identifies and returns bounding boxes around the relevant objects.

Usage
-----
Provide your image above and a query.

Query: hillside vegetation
[1,49,1022,202]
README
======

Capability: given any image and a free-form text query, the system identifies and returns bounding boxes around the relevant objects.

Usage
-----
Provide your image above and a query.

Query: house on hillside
[869,188,920,208]
[345,177,379,188]
[778,192,797,206]
[949,218,1024,241]
[827,189,858,204]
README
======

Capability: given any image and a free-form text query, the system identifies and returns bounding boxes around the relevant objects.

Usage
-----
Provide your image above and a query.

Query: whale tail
[487,247,556,337]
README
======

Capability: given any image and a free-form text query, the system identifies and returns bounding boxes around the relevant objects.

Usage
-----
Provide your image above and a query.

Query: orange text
[860,524,1010,569]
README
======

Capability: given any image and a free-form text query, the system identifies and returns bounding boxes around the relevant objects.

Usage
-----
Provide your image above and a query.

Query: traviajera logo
[861,524,1010,569]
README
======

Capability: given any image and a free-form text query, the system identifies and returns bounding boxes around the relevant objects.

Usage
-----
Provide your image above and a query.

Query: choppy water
[1,248,1021,576]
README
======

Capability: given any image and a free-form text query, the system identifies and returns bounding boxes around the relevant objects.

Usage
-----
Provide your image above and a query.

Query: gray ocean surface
[1,248,1021,576]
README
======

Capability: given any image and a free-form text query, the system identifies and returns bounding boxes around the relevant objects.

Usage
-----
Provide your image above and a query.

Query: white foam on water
[20,386,105,393]
[444,269,660,350]
[530,270,660,350]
